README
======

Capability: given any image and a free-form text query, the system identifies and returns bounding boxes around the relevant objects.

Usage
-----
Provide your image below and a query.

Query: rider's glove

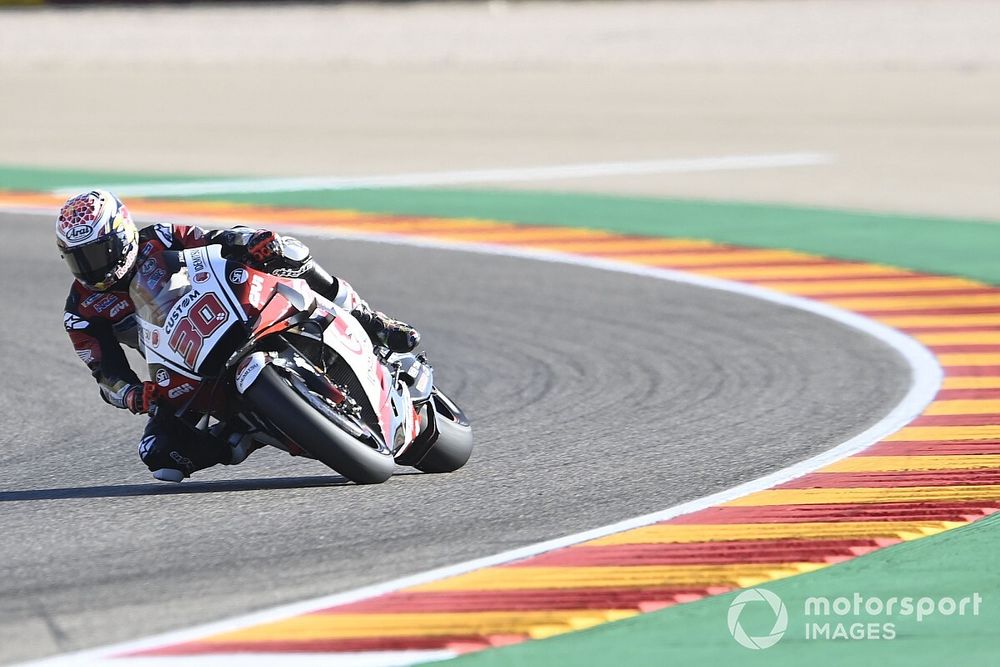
[124,382,160,415]
[239,229,313,277]
[246,230,281,264]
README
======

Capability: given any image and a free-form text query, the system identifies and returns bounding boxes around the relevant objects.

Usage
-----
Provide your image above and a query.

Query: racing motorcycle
[129,244,473,484]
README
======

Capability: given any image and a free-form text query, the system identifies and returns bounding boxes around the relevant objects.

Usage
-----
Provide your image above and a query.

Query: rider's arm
[148,223,257,252]
[64,297,146,413]
[329,278,366,311]
[150,223,418,351]
[162,222,343,301]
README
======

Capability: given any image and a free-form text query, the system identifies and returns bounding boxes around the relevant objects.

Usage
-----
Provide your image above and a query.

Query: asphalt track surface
[0,211,910,664]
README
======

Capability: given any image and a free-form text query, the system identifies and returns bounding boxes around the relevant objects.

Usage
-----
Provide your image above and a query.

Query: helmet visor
[62,232,124,287]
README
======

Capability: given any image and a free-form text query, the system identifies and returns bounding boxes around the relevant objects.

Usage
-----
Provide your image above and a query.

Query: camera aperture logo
[727,588,788,650]
[726,589,983,649]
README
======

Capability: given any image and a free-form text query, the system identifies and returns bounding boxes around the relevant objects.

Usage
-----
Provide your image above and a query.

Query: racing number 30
[168,293,229,366]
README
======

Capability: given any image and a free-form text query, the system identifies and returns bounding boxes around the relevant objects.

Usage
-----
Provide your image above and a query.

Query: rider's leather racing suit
[63,223,417,479]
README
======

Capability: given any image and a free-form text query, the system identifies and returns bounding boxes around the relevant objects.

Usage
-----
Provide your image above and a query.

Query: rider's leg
[245,231,422,353]
[325,275,421,353]
[138,415,233,482]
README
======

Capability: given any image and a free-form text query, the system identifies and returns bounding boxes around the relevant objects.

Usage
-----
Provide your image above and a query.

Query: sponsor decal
[235,353,266,393]
[82,293,102,307]
[155,368,171,387]
[66,225,96,243]
[140,258,156,275]
[164,310,182,334]
[93,294,117,313]
[163,289,201,334]
[140,241,155,258]
[167,383,194,399]
[189,249,206,273]
[193,271,210,284]
[248,274,265,308]
[76,349,94,364]
[151,330,160,347]
[236,355,255,377]
[109,300,130,318]
[229,267,248,285]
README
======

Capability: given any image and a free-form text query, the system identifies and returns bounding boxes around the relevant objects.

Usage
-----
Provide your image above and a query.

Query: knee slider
[137,434,193,474]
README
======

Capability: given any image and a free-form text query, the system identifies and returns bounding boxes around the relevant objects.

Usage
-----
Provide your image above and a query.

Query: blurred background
[1,0,998,218]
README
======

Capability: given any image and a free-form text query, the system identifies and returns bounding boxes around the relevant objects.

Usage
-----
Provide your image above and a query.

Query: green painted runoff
[2,164,998,284]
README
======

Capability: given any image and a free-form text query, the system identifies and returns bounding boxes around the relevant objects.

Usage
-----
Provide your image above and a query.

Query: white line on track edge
[8,205,940,667]
[51,152,833,198]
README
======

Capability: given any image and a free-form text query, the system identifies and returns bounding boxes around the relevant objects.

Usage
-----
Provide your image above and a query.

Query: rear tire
[243,365,396,484]
[416,391,474,473]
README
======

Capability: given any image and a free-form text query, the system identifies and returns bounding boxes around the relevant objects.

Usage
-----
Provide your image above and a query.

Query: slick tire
[416,391,474,474]
[244,365,395,484]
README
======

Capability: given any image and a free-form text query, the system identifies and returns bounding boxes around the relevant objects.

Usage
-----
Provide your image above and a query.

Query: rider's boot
[141,419,232,483]
[351,304,421,353]
[301,263,421,353]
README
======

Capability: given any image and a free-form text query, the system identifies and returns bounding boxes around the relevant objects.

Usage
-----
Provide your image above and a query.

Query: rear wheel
[416,390,474,473]
[243,364,396,484]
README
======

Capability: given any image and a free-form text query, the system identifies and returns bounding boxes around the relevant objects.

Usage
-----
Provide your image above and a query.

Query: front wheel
[416,390,474,473]
[243,365,396,484]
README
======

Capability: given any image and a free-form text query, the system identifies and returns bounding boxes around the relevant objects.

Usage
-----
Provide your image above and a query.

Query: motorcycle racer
[58,190,420,482]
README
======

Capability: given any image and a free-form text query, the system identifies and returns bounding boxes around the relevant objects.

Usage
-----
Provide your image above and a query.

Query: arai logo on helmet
[65,225,96,243]
[229,268,248,285]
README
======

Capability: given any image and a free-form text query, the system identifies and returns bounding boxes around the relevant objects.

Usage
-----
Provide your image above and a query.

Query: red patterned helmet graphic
[56,190,139,290]
[56,191,110,246]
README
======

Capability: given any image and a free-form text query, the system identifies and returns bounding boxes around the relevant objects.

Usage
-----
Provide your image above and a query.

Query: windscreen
[129,252,190,328]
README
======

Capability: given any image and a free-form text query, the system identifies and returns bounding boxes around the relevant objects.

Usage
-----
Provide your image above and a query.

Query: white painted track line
[92,652,457,667]
[7,203,936,667]
[52,152,834,197]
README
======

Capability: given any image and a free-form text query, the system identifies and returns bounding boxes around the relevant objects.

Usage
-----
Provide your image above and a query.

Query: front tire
[416,391,474,473]
[243,365,396,484]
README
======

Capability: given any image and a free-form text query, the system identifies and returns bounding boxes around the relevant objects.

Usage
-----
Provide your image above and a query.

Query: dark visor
[63,233,123,287]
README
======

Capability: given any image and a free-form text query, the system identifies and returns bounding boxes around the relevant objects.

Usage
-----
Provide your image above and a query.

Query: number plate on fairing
[134,247,246,376]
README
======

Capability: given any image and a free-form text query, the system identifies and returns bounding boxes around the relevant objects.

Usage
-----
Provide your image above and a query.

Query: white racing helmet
[56,190,139,291]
